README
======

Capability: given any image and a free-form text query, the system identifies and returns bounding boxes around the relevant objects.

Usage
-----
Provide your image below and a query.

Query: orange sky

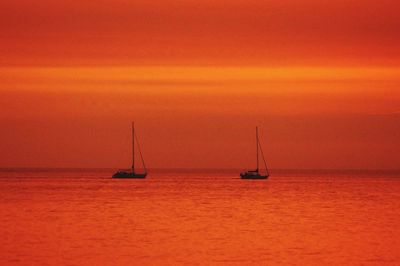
[1,0,400,66]
[0,0,399,169]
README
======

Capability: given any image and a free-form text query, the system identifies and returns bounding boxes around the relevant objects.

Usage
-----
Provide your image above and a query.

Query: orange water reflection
[0,170,399,265]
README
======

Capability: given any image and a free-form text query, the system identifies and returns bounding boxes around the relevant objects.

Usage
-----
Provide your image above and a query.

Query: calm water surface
[1,170,399,265]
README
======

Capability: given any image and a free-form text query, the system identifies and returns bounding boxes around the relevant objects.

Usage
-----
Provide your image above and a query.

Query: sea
[0,169,399,265]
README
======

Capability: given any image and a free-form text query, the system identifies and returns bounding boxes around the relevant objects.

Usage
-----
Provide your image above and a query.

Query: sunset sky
[1,0,399,169]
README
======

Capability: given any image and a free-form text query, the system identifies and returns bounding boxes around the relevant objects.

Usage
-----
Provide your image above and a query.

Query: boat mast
[132,121,135,172]
[256,126,259,172]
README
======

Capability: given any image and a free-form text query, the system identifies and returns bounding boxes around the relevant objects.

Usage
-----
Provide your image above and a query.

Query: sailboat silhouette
[240,127,269,179]
[112,122,147,178]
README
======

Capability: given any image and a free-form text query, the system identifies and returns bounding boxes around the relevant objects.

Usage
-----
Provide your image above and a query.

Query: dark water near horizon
[1,170,400,265]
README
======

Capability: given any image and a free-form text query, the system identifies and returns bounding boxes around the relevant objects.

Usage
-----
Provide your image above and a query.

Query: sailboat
[240,127,270,179]
[112,122,147,178]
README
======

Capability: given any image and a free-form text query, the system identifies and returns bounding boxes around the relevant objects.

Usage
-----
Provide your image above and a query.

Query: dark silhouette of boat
[240,127,270,179]
[113,122,147,178]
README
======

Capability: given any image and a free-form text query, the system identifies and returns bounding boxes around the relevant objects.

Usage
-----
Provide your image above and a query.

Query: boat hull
[112,172,147,178]
[240,172,268,179]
